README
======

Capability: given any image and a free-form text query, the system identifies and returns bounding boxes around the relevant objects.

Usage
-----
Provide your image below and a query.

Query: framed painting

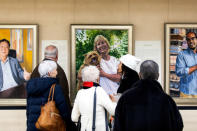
[165,23,197,105]
[0,24,38,106]
[71,24,133,102]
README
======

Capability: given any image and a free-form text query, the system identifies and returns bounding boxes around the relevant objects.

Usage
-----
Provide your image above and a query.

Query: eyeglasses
[186,37,196,41]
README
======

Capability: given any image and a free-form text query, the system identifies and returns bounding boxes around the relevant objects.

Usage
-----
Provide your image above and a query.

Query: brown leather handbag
[35,84,66,131]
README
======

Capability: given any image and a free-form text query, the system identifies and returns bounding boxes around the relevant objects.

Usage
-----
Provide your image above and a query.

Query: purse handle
[48,84,56,101]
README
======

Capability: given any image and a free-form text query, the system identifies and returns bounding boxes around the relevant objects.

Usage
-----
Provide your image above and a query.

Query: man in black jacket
[31,45,71,108]
[113,60,183,131]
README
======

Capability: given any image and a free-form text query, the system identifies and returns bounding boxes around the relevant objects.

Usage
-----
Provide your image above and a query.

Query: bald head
[139,60,159,80]
[44,45,58,61]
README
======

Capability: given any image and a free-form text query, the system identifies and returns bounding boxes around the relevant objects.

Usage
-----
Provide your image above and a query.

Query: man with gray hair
[139,60,159,80]
[44,45,58,61]
[31,45,71,108]
[114,60,183,131]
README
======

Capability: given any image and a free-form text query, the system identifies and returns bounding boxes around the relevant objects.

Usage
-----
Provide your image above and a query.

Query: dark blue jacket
[26,77,75,131]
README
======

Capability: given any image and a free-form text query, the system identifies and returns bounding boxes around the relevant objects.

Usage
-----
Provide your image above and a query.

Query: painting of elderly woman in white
[71,25,133,100]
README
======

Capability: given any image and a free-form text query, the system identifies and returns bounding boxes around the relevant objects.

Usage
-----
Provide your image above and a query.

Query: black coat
[114,79,183,131]
[26,77,76,131]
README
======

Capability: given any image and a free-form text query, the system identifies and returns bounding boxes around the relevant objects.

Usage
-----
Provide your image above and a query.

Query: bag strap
[92,87,109,131]
[92,87,97,131]
[77,115,81,131]
[48,84,56,102]
[105,109,109,131]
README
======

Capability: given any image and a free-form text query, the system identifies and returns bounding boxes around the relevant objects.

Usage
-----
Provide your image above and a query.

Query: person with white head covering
[117,54,141,94]
[72,65,116,131]
[26,60,77,131]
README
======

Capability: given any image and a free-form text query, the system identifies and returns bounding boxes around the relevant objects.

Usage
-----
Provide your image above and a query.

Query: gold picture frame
[70,24,133,102]
[0,24,38,106]
[165,23,197,106]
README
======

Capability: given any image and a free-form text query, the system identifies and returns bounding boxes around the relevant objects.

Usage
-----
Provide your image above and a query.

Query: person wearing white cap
[109,54,141,130]
[117,54,141,94]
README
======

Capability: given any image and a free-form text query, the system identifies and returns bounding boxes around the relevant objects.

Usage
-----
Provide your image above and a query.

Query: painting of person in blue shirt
[0,39,31,93]
[176,32,197,98]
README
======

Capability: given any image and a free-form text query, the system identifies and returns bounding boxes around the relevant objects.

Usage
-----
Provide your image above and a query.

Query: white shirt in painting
[99,56,120,94]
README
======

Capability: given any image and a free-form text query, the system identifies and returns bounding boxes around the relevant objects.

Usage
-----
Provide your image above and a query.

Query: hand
[109,94,116,102]
[23,68,31,81]
[99,69,106,77]
[97,65,106,77]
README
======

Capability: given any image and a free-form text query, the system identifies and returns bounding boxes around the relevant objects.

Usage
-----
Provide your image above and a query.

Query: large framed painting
[0,24,38,106]
[165,23,197,105]
[71,24,133,102]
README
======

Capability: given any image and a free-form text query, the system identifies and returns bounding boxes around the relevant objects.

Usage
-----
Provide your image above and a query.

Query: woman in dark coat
[117,54,141,94]
[117,63,140,93]
[26,60,76,131]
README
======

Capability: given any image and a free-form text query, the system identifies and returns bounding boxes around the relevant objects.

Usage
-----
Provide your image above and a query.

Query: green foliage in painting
[76,29,128,73]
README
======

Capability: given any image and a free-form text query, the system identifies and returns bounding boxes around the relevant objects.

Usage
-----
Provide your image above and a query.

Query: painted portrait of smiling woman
[93,35,122,95]
[71,25,133,100]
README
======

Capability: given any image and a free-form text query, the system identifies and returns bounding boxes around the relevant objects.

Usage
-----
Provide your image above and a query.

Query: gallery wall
[0,0,196,130]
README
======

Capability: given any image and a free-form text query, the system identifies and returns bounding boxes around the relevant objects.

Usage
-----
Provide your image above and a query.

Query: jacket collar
[135,79,163,91]
[82,82,100,89]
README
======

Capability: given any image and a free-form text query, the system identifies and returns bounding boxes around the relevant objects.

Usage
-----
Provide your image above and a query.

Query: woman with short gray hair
[26,60,76,131]
[72,65,116,131]
[38,60,57,78]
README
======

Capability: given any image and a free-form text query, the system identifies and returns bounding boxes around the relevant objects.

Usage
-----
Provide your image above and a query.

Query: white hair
[38,60,57,77]
[81,65,100,82]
